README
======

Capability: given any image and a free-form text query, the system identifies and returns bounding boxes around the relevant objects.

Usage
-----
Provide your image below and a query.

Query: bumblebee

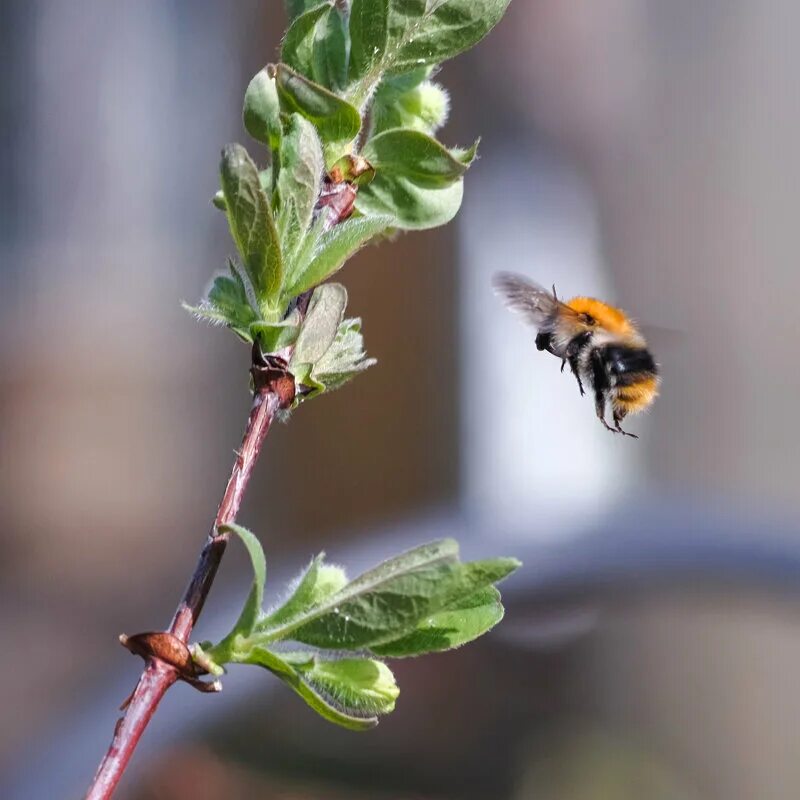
[493,272,659,438]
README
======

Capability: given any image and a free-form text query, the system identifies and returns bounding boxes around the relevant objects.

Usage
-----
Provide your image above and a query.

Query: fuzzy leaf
[244,647,385,730]
[371,586,504,657]
[355,129,475,229]
[282,3,333,80]
[206,270,254,319]
[384,0,512,74]
[312,5,348,91]
[363,128,471,185]
[257,539,519,650]
[215,264,256,318]
[276,114,324,259]
[183,261,259,341]
[451,140,479,166]
[213,168,272,212]
[292,653,399,715]
[273,64,361,149]
[310,317,376,392]
[290,558,518,650]
[261,554,348,628]
[291,283,348,367]
[349,0,389,81]
[355,171,463,229]
[346,0,511,104]
[284,215,392,298]
[220,144,283,307]
[243,69,282,151]
[283,3,348,92]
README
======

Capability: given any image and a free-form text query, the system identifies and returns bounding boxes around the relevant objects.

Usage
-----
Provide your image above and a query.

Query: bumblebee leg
[590,348,616,433]
[613,406,639,439]
[568,356,584,393]
[566,332,592,396]
[595,394,617,433]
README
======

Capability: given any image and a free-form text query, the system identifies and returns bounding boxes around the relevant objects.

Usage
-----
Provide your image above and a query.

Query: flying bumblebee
[493,272,659,438]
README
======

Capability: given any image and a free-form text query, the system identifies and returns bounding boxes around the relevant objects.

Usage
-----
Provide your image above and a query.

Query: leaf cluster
[199,526,520,729]
[185,0,511,401]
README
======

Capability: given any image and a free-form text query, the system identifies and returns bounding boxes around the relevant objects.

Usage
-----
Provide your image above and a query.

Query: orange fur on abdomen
[566,297,636,337]
[613,375,660,416]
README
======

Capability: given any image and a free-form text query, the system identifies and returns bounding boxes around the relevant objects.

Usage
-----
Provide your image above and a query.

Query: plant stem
[85,388,282,800]
[86,172,349,800]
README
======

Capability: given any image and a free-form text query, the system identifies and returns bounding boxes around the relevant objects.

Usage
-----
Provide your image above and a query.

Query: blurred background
[3,1,800,798]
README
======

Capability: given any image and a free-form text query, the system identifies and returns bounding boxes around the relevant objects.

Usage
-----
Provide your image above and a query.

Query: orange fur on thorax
[566,297,636,337]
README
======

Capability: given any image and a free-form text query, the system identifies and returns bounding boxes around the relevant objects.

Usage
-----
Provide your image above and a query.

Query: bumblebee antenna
[552,284,558,301]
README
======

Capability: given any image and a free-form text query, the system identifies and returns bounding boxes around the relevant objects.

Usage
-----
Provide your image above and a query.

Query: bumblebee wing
[492,272,579,332]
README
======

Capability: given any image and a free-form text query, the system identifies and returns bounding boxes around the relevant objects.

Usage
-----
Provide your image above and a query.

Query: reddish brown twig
[85,178,353,800]
[85,374,288,800]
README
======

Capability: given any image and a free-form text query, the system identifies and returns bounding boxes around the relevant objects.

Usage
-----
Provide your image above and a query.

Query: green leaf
[312,5,348,91]
[363,128,470,185]
[349,0,389,81]
[292,654,399,715]
[213,168,271,212]
[346,0,512,105]
[261,554,348,629]
[284,215,392,298]
[385,0,512,74]
[244,647,384,730]
[257,539,519,650]
[207,275,257,334]
[272,64,361,150]
[222,523,266,635]
[282,3,333,80]
[206,269,255,319]
[290,555,519,650]
[291,282,348,367]
[310,316,376,393]
[355,129,475,229]
[355,170,464,230]
[243,69,282,151]
[371,586,504,657]
[276,114,324,260]
[220,144,283,308]
[182,261,259,341]
[181,300,253,342]
[451,139,479,166]
[282,3,349,92]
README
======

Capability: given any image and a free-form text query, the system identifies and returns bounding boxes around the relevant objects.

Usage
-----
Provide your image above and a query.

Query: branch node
[119,632,220,695]
[250,346,296,408]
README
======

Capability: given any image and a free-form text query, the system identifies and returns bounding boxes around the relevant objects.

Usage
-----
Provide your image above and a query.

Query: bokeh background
[3,1,800,798]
